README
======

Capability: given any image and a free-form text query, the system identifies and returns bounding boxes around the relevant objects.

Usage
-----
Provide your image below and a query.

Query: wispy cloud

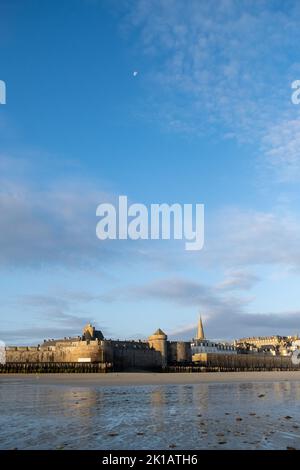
[100,275,300,339]
[202,207,300,270]
[169,309,300,341]
[2,290,112,344]
[262,118,300,181]
[0,155,193,270]
[128,277,247,313]
[120,0,300,178]
[0,173,110,267]
[216,270,260,291]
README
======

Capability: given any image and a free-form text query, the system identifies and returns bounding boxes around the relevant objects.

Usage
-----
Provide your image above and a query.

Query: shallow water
[0,378,300,449]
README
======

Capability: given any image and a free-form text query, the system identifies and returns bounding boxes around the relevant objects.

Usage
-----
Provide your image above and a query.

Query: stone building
[236,335,288,349]
[191,316,237,360]
[5,323,191,370]
[4,316,300,371]
[191,319,300,369]
[148,328,168,367]
[235,335,299,356]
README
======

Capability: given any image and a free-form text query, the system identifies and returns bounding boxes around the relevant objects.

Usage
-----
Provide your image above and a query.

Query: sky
[1,0,300,344]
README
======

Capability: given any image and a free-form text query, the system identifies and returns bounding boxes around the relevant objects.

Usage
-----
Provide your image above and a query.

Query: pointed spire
[196,315,205,340]
[153,328,167,337]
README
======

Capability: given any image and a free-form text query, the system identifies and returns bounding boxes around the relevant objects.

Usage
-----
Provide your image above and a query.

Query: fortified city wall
[193,352,300,369]
[5,340,102,363]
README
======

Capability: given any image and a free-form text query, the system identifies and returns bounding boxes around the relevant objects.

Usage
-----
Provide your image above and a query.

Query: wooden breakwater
[0,362,113,373]
[166,364,300,373]
[165,352,300,372]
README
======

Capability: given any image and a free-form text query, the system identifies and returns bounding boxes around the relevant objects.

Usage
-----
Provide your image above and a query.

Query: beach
[1,370,300,386]
[1,371,300,450]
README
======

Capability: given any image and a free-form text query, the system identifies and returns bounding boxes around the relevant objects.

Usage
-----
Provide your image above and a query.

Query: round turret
[148,328,168,368]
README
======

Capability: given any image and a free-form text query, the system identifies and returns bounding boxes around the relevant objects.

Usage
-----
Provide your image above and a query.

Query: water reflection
[0,379,300,450]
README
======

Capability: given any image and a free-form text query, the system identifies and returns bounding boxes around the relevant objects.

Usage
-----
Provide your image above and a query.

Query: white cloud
[0,155,165,269]
[0,155,196,270]
[202,207,300,270]
[217,270,259,291]
[100,275,300,339]
[120,0,300,177]
[0,176,111,267]
[169,309,300,341]
[262,118,300,181]
[1,289,112,344]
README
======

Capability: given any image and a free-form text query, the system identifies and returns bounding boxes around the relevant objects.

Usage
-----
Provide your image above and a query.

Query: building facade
[4,317,299,371]
[191,316,237,361]
[5,323,191,370]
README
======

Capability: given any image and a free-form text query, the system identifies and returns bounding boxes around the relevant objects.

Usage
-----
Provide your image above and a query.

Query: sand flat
[1,371,300,449]
[1,370,300,386]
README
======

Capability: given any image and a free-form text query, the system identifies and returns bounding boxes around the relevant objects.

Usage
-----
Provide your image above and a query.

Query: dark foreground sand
[1,370,300,386]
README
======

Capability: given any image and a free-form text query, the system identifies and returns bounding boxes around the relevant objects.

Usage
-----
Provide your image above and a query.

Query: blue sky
[2,0,300,344]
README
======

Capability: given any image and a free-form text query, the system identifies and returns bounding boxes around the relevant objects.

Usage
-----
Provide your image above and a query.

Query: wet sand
[1,370,300,386]
[1,371,300,449]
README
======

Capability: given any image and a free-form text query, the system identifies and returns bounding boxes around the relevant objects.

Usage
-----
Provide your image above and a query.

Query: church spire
[196,315,205,340]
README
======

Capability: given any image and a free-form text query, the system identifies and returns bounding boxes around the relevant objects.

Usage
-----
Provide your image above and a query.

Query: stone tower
[83,323,95,340]
[148,328,168,368]
[196,316,205,340]
[82,323,104,341]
